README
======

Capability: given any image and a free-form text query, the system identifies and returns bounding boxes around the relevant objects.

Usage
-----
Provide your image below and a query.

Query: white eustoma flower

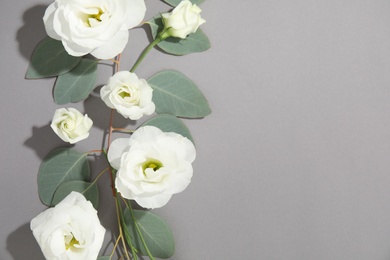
[30,192,106,260]
[50,108,93,144]
[100,71,155,120]
[43,0,146,59]
[108,126,196,209]
[161,0,205,39]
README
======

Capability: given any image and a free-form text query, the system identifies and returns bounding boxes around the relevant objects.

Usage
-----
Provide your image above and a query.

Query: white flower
[43,0,146,59]
[30,192,106,260]
[108,126,196,209]
[50,108,93,144]
[161,0,205,39]
[100,71,155,120]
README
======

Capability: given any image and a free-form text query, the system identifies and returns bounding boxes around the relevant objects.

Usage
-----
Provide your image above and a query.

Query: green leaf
[148,70,211,118]
[54,58,98,104]
[148,16,210,55]
[97,257,111,260]
[162,0,204,7]
[140,114,194,143]
[51,180,99,209]
[38,148,90,206]
[124,209,175,259]
[26,37,81,79]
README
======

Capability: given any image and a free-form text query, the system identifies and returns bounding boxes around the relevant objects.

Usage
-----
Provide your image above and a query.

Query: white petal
[135,193,172,209]
[43,3,61,40]
[125,0,146,29]
[90,29,129,59]
[108,138,130,169]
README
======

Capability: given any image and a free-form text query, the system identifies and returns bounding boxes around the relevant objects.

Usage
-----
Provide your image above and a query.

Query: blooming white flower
[43,0,146,59]
[108,126,196,209]
[100,71,155,120]
[30,192,106,260]
[50,108,93,144]
[161,0,206,39]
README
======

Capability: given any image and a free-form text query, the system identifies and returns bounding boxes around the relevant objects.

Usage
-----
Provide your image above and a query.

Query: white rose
[30,192,106,260]
[50,108,93,144]
[161,0,206,39]
[100,71,155,120]
[43,0,146,59]
[108,126,196,209]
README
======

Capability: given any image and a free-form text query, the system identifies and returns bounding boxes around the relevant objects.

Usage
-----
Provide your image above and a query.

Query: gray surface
[2,0,390,259]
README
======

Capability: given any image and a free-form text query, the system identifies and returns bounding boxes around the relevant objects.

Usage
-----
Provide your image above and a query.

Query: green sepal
[148,16,210,56]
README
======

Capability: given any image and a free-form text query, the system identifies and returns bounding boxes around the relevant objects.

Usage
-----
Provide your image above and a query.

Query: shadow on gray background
[7,223,44,260]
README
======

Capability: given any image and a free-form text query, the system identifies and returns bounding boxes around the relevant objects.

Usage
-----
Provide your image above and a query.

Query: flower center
[142,159,163,174]
[119,91,130,98]
[65,234,80,250]
[84,7,109,27]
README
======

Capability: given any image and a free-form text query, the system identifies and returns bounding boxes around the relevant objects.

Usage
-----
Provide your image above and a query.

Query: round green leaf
[124,209,175,259]
[162,0,204,7]
[52,180,99,209]
[26,37,81,79]
[140,114,194,143]
[148,16,210,55]
[38,148,90,206]
[148,70,211,118]
[54,58,98,104]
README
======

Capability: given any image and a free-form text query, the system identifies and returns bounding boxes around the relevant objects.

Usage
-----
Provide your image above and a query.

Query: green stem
[129,30,169,73]
[123,199,156,260]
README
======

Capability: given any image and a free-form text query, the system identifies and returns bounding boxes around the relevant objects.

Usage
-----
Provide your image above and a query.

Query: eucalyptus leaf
[140,114,194,143]
[54,58,98,104]
[26,37,81,79]
[148,70,211,118]
[124,208,175,259]
[51,180,99,209]
[148,16,210,55]
[38,148,90,206]
[162,0,204,7]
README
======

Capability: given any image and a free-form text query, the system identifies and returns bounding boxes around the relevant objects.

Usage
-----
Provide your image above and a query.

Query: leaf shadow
[16,4,47,60]
[24,124,72,160]
[7,223,44,260]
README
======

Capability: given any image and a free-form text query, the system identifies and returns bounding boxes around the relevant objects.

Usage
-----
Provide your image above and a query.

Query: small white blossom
[30,192,106,260]
[100,71,155,120]
[43,0,146,59]
[108,126,196,209]
[161,0,205,39]
[50,108,93,144]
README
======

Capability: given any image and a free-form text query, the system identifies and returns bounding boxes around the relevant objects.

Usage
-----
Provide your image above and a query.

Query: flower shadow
[24,124,72,160]
[7,223,44,260]
[16,4,48,61]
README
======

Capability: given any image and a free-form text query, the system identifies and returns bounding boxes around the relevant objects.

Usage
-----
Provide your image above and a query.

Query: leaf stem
[129,30,168,73]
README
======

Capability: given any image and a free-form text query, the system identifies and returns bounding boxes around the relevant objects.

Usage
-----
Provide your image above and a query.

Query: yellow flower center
[142,159,163,174]
[65,235,80,250]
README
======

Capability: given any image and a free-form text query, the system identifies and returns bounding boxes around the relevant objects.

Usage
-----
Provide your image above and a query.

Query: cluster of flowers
[29,0,206,259]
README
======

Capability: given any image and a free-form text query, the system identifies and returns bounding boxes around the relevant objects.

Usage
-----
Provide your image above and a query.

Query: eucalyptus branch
[123,198,156,260]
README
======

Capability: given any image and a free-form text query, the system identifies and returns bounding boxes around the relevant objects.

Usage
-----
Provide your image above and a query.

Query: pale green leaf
[140,114,194,143]
[162,0,204,7]
[148,70,211,118]
[54,58,98,104]
[148,16,210,55]
[52,180,99,209]
[26,37,81,79]
[38,148,90,206]
[124,209,175,259]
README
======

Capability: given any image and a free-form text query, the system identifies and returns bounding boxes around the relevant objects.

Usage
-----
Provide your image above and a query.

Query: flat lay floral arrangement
[25,0,211,259]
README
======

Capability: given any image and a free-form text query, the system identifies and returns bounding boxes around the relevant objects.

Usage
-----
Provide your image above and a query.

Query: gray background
[2,0,390,259]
